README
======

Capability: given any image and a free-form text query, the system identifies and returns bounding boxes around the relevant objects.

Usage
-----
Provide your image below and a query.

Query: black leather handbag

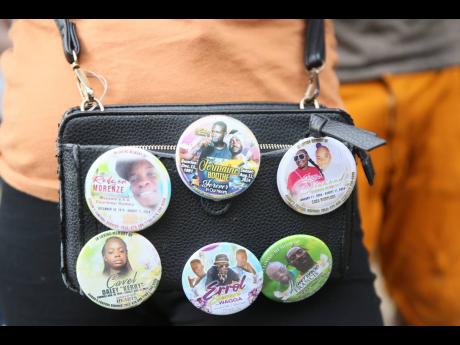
[55,19,385,295]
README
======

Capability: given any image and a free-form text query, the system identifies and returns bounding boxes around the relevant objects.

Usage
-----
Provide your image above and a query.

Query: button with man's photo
[176,115,261,200]
[181,242,264,315]
[260,234,333,303]
[84,146,171,231]
[277,136,356,215]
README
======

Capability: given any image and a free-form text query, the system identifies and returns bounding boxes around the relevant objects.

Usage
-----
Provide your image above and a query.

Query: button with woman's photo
[176,115,261,200]
[76,230,162,310]
[260,234,332,303]
[85,146,171,231]
[277,137,356,215]
[181,242,264,315]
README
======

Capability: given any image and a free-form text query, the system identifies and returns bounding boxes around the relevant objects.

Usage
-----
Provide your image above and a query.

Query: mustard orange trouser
[340,66,460,325]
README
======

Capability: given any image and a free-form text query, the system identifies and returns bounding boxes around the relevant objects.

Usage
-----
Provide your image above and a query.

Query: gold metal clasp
[299,67,323,110]
[71,50,105,111]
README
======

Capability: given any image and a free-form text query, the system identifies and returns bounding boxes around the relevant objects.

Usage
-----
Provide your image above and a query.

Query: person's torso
[289,166,323,188]
[0,19,341,202]
[334,19,460,82]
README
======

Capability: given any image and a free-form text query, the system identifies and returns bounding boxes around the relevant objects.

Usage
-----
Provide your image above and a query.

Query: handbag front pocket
[57,104,365,293]
[59,142,353,293]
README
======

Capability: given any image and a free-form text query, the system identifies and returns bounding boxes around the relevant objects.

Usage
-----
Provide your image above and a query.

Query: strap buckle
[299,66,323,110]
[71,50,105,111]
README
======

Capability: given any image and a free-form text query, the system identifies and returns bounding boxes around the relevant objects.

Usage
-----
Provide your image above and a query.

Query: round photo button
[260,234,332,303]
[76,230,162,310]
[85,146,171,231]
[277,136,356,215]
[176,115,261,200]
[182,242,263,315]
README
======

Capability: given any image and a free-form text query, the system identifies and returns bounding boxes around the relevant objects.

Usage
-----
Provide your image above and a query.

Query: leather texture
[56,103,383,294]
[309,114,386,151]
[54,19,80,64]
[356,149,376,186]
[304,19,325,70]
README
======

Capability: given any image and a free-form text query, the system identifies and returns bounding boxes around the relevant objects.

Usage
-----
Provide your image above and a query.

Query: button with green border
[260,234,332,303]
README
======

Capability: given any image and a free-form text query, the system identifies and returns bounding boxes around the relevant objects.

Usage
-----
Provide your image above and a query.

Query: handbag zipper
[134,143,292,152]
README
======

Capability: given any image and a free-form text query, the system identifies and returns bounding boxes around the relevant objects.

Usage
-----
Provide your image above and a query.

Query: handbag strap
[55,19,80,64]
[54,19,325,110]
[54,19,384,185]
[304,19,325,70]
[55,19,325,71]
